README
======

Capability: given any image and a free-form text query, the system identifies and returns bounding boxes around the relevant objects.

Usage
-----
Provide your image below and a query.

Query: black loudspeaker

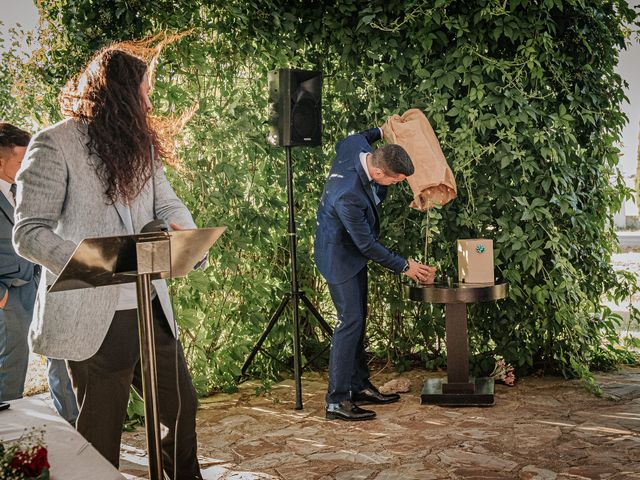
[268,68,322,147]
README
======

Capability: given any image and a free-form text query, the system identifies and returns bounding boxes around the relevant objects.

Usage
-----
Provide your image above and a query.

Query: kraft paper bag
[381,108,456,211]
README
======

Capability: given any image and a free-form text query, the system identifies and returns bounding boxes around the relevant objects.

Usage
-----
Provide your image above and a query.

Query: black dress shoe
[325,400,376,421]
[352,386,400,405]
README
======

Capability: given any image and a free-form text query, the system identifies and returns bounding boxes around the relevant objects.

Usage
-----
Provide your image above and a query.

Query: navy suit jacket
[0,190,36,305]
[314,128,406,284]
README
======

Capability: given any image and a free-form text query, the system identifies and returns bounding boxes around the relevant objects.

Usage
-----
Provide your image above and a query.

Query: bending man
[0,123,78,425]
[315,127,436,421]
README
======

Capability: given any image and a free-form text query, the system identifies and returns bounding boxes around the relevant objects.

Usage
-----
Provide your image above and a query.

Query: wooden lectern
[49,227,226,480]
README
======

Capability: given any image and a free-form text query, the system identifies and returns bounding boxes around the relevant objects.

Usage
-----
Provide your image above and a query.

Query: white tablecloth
[0,397,124,480]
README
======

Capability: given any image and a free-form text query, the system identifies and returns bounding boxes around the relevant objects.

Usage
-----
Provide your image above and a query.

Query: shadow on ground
[120,367,640,479]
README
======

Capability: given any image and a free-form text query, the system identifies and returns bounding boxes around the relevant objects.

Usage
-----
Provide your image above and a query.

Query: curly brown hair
[59,48,164,204]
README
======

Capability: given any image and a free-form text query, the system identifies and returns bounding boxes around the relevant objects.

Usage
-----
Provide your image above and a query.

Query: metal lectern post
[136,235,171,480]
[135,272,163,479]
[134,236,172,480]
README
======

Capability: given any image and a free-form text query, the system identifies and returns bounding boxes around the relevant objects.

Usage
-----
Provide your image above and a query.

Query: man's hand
[170,223,184,231]
[0,290,8,309]
[403,259,436,284]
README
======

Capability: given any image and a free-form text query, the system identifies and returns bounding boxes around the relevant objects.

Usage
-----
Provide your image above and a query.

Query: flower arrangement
[0,428,50,480]
[490,356,515,386]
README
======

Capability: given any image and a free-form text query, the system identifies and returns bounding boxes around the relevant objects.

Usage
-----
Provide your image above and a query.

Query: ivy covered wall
[2,0,638,393]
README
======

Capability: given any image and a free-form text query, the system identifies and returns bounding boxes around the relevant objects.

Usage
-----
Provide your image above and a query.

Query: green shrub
[3,0,638,394]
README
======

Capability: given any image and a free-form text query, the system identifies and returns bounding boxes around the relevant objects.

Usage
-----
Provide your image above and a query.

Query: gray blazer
[13,118,196,361]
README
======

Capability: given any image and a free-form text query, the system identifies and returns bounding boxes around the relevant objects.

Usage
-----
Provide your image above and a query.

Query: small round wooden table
[405,282,508,406]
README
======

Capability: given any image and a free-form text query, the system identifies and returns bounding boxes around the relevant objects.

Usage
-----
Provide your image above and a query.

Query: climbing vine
[2,0,638,393]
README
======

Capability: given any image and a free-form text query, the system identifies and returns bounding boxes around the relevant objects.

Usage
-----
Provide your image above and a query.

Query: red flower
[10,446,49,477]
[30,446,50,474]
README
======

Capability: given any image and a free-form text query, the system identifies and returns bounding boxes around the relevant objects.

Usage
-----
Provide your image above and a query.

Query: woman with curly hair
[13,46,203,479]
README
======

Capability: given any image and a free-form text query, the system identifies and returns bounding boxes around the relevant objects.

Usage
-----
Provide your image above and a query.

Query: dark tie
[370,181,380,206]
[9,183,17,203]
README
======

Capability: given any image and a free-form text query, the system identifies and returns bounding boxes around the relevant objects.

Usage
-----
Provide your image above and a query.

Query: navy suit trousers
[326,266,372,404]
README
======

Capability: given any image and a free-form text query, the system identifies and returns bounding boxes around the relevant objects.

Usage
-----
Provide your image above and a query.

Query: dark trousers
[68,298,202,479]
[326,266,371,404]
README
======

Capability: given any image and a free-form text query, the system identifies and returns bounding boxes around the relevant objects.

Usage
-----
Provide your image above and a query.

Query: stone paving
[120,367,640,479]
[21,250,640,478]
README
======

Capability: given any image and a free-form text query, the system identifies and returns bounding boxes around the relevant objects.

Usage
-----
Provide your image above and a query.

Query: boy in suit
[0,123,78,426]
[315,127,436,421]
[0,123,34,402]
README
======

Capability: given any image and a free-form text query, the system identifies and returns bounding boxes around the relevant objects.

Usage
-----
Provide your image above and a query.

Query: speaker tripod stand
[241,145,333,410]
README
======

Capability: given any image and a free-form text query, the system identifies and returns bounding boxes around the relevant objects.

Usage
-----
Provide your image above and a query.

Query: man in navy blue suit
[315,127,436,421]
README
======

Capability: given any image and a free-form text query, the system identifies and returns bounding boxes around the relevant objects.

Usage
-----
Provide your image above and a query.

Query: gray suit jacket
[13,118,196,361]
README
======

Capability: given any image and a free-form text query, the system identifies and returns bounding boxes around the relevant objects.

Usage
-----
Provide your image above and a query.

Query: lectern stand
[49,227,226,480]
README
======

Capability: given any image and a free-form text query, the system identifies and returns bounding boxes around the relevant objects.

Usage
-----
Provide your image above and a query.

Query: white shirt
[358,128,384,182]
[0,178,15,207]
[359,152,373,182]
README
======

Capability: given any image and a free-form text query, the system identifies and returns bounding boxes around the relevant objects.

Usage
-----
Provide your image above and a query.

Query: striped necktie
[9,183,17,203]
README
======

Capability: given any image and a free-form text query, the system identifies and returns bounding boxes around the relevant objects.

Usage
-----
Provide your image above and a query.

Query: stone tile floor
[22,250,640,479]
[120,367,640,479]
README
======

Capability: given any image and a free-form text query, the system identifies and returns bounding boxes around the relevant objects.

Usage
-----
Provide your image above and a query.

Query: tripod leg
[241,294,291,376]
[292,293,303,410]
[300,293,333,337]
[303,343,331,370]
[298,293,332,375]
